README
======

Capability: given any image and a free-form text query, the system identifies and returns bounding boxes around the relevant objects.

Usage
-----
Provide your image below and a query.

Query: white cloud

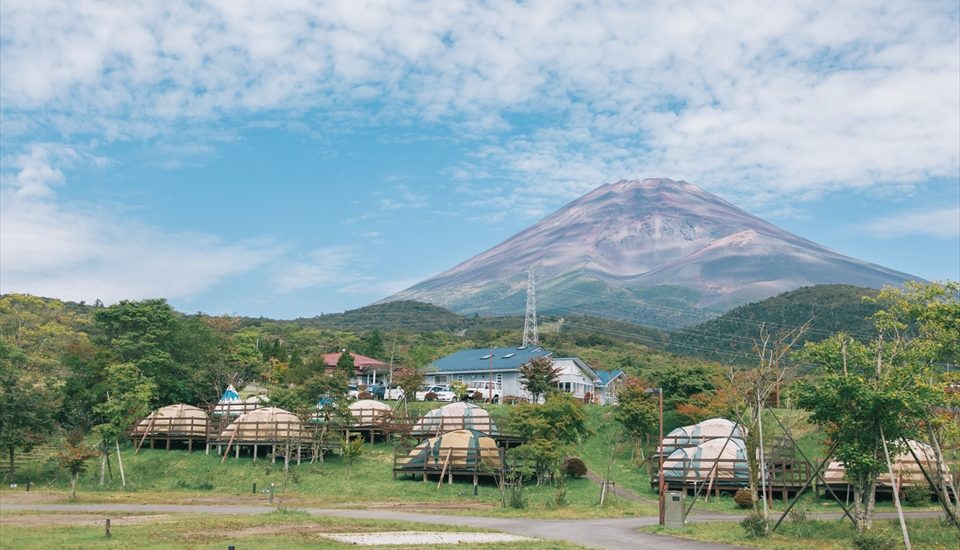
[271,246,361,292]
[861,208,960,239]
[0,0,957,211]
[374,184,429,211]
[0,150,278,303]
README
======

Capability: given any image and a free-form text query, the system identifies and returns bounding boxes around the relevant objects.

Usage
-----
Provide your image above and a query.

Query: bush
[562,457,588,478]
[852,529,897,550]
[174,479,214,491]
[902,485,931,507]
[357,391,373,400]
[734,488,754,509]
[788,506,809,523]
[424,392,438,401]
[740,512,768,537]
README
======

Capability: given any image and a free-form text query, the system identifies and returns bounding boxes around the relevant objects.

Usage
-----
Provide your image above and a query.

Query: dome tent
[348,399,392,427]
[662,437,749,484]
[661,418,745,454]
[212,385,243,417]
[133,404,210,438]
[218,407,306,442]
[411,402,498,437]
[244,394,270,405]
[822,439,954,488]
[399,429,500,471]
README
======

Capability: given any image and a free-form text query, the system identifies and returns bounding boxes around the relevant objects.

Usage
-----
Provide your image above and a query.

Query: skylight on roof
[480,354,493,360]
[517,345,528,350]
[502,353,516,358]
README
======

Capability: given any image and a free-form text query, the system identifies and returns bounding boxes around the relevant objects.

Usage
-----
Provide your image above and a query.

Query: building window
[495,374,503,385]
[457,375,464,382]
[435,375,447,383]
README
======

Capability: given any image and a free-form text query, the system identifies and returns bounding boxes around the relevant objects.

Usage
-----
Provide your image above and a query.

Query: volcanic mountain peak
[383,179,917,327]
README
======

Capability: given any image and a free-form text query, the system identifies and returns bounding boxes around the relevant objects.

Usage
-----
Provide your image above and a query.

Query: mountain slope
[384,179,917,327]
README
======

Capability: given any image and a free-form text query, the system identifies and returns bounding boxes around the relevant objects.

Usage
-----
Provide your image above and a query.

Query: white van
[467,381,502,403]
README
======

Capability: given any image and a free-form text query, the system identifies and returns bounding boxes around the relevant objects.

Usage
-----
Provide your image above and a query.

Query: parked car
[467,381,503,403]
[347,384,360,399]
[383,385,405,400]
[367,384,385,399]
[415,385,455,402]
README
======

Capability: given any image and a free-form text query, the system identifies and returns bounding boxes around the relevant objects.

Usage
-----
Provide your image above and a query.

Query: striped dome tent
[662,437,749,483]
[218,407,305,442]
[661,418,745,454]
[411,402,499,437]
[399,429,500,470]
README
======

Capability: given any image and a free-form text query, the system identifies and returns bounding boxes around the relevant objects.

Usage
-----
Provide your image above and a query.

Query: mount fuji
[383,179,917,327]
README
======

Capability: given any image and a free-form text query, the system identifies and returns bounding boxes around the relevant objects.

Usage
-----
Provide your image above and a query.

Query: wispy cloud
[860,208,960,239]
[374,184,429,211]
[0,149,278,304]
[271,246,361,292]
[1,1,955,210]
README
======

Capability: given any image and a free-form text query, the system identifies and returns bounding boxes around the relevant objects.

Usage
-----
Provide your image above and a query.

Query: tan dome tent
[661,418,745,454]
[131,404,210,452]
[411,402,499,437]
[398,429,500,473]
[822,439,954,488]
[244,394,270,405]
[218,407,306,442]
[348,399,392,427]
[662,437,749,486]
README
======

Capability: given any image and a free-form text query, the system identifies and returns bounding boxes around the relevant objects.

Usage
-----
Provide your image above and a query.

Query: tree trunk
[99,451,107,486]
[70,472,78,500]
[7,446,14,485]
[865,477,878,531]
[853,480,865,532]
[927,424,959,520]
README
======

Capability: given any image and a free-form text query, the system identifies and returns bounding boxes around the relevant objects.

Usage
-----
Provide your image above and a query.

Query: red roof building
[322,352,390,385]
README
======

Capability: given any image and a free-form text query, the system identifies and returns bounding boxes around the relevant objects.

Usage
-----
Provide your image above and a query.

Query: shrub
[562,456,588,478]
[852,529,897,550]
[358,391,373,400]
[740,512,768,537]
[788,506,809,523]
[424,392,438,401]
[734,488,754,509]
[902,485,931,507]
[174,479,214,491]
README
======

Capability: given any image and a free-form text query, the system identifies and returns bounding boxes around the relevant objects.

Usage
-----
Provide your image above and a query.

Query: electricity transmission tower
[522,267,539,347]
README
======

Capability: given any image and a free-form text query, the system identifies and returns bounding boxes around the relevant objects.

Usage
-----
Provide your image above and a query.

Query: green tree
[519,357,561,403]
[796,315,945,531]
[613,378,659,465]
[336,350,355,380]
[92,363,156,486]
[0,342,55,483]
[357,329,385,360]
[509,393,590,486]
[284,348,310,385]
[94,299,187,405]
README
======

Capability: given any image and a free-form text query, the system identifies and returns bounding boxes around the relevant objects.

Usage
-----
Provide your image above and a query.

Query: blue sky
[1,1,958,318]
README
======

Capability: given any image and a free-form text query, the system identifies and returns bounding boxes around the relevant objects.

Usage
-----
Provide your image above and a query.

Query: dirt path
[584,468,660,505]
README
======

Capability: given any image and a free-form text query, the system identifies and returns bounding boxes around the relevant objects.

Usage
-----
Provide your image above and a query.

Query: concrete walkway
[2,502,746,549]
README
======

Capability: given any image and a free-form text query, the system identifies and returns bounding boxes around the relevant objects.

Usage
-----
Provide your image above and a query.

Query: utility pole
[522,267,539,347]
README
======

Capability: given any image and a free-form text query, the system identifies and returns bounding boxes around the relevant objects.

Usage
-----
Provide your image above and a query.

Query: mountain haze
[384,179,917,327]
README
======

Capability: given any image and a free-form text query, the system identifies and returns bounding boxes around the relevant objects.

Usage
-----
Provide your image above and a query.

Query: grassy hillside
[667,285,882,364]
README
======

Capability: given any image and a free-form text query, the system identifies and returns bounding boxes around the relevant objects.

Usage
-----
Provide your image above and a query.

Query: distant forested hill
[667,285,882,363]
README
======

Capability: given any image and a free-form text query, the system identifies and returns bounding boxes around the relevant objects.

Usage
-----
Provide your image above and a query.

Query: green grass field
[0,509,585,550]
[641,519,959,550]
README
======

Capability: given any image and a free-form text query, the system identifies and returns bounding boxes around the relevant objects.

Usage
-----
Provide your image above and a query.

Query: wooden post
[437,449,453,489]
[104,519,111,538]
[135,415,156,454]
[253,444,258,462]
[220,428,238,465]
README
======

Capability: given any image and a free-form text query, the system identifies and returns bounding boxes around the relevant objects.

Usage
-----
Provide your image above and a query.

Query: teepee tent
[218,407,306,442]
[662,437,749,484]
[133,404,210,438]
[411,402,499,436]
[398,429,500,470]
[212,385,243,417]
[348,399,392,427]
[661,418,745,454]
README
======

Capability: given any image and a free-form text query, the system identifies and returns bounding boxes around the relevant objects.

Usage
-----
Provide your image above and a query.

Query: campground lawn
[0,509,586,549]
[641,518,959,550]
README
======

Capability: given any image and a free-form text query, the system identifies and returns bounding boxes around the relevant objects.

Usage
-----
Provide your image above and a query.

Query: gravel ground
[322,531,535,545]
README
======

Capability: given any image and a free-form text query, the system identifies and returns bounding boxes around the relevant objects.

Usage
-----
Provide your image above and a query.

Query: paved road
[3,502,746,549]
